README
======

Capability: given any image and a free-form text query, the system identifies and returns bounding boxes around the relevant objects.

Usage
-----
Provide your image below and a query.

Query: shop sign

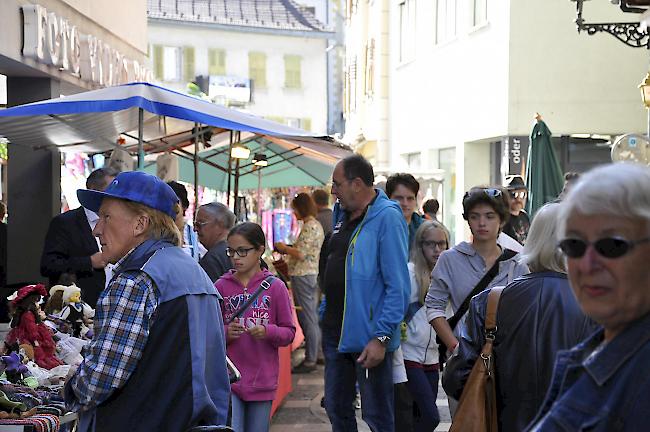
[21,4,152,86]
[503,136,529,176]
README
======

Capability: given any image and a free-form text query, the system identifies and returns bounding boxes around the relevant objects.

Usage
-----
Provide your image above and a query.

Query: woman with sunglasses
[402,220,450,431]
[216,222,296,432]
[525,163,650,431]
[425,187,528,412]
[443,203,598,431]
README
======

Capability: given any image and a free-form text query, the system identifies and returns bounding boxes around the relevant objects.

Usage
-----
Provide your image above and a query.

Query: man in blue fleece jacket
[321,154,410,432]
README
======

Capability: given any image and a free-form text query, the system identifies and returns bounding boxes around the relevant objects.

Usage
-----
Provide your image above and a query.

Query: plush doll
[59,285,94,339]
[5,284,63,370]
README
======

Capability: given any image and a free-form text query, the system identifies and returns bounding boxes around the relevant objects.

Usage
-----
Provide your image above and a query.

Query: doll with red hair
[6,284,63,370]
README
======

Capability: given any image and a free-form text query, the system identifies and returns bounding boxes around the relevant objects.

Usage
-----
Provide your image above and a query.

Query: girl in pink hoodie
[215,222,295,432]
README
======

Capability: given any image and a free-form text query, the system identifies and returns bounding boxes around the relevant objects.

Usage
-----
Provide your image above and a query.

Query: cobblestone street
[271,350,451,431]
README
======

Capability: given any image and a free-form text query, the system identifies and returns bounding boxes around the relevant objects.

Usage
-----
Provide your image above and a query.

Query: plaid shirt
[67,248,159,411]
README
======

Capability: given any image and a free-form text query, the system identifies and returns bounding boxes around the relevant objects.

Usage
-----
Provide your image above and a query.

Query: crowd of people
[4,152,650,432]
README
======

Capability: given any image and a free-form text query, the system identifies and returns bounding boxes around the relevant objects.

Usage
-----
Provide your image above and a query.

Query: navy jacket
[94,240,230,431]
[444,272,598,432]
[526,312,650,431]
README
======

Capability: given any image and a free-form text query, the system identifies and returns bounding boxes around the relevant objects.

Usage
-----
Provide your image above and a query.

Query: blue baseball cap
[77,171,179,219]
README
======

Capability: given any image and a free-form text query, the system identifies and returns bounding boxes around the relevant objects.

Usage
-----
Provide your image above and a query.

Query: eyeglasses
[558,237,650,259]
[193,220,212,228]
[510,191,527,199]
[422,240,448,250]
[225,247,256,258]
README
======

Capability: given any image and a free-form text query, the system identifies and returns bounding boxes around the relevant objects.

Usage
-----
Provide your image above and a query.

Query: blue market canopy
[0,82,350,188]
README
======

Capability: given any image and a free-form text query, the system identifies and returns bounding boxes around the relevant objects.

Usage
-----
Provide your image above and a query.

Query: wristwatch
[376,335,391,346]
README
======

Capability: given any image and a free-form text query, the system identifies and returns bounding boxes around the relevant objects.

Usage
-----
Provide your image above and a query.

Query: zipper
[338,205,372,350]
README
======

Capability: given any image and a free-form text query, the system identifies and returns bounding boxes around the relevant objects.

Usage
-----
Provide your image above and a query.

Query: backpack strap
[485,287,505,338]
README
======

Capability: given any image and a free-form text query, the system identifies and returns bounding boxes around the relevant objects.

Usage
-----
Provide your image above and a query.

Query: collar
[454,241,477,256]
[345,191,379,222]
[583,312,650,386]
[84,207,99,223]
[112,246,138,274]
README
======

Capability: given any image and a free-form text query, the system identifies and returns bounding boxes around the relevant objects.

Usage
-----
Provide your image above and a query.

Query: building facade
[346,0,649,241]
[147,0,340,135]
[0,0,149,286]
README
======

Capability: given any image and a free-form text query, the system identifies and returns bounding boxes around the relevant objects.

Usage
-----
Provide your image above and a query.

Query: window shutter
[183,46,195,82]
[209,48,226,75]
[153,45,164,80]
[284,55,302,89]
[249,52,267,89]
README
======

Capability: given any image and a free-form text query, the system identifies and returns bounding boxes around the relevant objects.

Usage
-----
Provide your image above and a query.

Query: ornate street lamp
[570,0,650,48]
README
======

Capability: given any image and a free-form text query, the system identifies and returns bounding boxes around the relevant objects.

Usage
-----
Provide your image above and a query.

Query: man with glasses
[195,202,236,283]
[502,175,530,245]
[322,154,410,432]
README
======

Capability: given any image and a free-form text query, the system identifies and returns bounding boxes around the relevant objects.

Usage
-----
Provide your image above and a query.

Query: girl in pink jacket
[215,222,295,432]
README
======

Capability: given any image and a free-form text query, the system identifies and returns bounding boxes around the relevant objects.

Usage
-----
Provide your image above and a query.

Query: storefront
[0,0,149,286]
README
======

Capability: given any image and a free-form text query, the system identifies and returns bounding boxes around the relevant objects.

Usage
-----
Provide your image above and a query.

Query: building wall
[508,0,648,136]
[148,23,329,134]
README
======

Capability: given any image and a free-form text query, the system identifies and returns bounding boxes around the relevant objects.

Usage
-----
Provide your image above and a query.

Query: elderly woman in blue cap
[65,171,230,432]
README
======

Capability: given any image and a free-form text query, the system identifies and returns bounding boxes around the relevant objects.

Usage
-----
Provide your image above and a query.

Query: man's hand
[227,322,245,340]
[90,252,107,269]
[357,338,386,369]
[247,325,266,339]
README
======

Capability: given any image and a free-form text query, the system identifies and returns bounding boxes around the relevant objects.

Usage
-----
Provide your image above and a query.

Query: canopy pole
[233,158,240,219]
[137,108,144,169]
[194,122,199,212]
[257,167,262,222]
[227,131,233,206]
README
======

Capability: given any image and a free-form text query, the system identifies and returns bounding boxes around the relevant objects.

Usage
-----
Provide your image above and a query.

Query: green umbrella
[525,118,564,217]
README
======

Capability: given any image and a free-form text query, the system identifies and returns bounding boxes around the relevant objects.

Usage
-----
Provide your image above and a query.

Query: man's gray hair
[558,163,650,238]
[199,202,236,230]
[86,167,120,190]
[519,203,565,273]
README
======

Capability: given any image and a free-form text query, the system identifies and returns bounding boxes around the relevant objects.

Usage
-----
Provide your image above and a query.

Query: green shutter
[183,46,195,82]
[208,48,226,75]
[284,55,302,89]
[301,118,311,131]
[153,45,164,80]
[248,52,267,89]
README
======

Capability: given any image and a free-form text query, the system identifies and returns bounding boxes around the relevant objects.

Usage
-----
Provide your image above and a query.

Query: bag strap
[448,248,516,331]
[485,287,504,334]
[226,275,276,324]
[403,301,423,325]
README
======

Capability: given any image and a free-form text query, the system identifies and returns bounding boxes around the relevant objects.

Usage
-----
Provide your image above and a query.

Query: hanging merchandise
[156,153,179,182]
[107,140,135,172]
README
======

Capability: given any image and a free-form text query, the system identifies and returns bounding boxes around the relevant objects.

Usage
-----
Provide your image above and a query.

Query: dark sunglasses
[464,188,502,201]
[558,237,650,259]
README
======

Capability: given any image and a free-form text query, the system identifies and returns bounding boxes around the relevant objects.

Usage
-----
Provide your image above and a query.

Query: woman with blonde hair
[403,220,450,431]
[444,202,597,432]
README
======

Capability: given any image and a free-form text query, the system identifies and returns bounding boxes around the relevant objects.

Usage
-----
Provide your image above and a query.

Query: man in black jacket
[41,167,118,307]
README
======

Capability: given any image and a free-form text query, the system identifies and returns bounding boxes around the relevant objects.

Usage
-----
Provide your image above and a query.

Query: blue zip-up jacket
[330,189,410,353]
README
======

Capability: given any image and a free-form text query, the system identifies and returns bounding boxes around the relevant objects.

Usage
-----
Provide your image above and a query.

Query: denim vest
[526,312,650,431]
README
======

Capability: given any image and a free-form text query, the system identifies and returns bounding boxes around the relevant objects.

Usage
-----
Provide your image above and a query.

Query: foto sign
[22,4,152,86]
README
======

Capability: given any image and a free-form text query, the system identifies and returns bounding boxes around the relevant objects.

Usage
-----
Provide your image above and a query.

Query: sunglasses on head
[464,188,502,201]
[558,237,650,259]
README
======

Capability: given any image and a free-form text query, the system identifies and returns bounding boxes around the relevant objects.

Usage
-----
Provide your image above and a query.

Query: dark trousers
[405,367,440,432]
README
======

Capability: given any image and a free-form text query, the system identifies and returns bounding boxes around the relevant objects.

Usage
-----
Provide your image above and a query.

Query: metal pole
[257,167,262,222]
[233,158,240,218]
[194,123,199,210]
[227,131,233,206]
[137,108,144,169]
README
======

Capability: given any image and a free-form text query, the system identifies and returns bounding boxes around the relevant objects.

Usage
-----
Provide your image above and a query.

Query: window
[183,46,195,83]
[248,52,267,89]
[435,0,457,45]
[364,39,375,96]
[163,46,181,81]
[472,0,487,27]
[284,55,302,89]
[208,49,226,76]
[404,152,421,170]
[399,0,416,63]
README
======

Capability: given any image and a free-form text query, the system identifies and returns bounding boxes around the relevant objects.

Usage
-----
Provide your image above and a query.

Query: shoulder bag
[448,287,504,432]
[437,249,516,366]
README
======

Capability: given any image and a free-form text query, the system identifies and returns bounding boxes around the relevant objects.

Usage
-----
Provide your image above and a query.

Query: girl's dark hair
[228,222,266,249]
[291,193,318,218]
[10,294,42,329]
[462,186,510,224]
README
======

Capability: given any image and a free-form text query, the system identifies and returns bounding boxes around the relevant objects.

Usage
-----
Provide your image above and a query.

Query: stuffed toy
[5,284,63,370]
[59,285,94,339]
